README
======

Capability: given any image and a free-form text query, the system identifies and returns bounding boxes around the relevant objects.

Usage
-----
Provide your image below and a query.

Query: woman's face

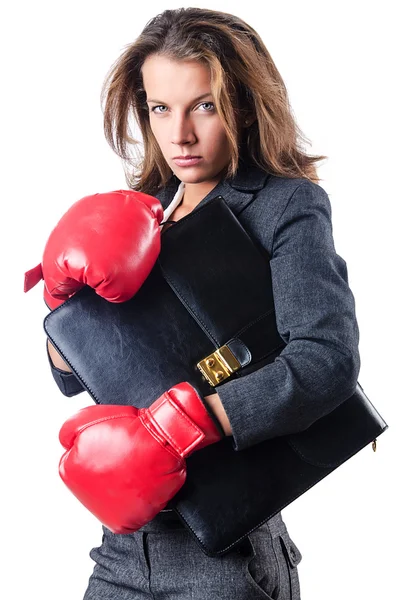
[141,54,232,186]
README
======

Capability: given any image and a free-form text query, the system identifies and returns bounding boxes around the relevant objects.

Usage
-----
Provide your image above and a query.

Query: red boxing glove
[24,190,164,309]
[58,382,223,533]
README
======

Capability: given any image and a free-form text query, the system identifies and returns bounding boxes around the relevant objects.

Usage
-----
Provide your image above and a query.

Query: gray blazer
[49,163,360,452]
[156,163,361,450]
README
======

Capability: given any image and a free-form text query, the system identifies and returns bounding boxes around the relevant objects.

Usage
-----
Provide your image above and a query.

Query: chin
[175,170,214,185]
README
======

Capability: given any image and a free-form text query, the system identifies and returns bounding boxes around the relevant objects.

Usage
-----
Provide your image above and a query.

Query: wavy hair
[101,7,327,193]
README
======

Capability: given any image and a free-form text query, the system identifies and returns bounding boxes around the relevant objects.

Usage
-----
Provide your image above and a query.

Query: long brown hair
[101,7,327,193]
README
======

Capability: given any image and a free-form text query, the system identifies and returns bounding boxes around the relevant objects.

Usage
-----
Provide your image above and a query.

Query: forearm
[47,339,72,372]
[203,392,232,436]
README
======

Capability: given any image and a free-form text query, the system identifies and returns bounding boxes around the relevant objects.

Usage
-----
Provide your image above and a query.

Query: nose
[171,114,196,146]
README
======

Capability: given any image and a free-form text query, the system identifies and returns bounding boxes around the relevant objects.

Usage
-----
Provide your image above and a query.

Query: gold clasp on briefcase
[197,345,241,386]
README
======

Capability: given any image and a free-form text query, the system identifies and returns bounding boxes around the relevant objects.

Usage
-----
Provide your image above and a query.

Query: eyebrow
[146,93,213,104]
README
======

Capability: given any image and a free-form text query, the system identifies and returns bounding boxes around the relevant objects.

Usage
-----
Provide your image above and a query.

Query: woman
[44,7,360,599]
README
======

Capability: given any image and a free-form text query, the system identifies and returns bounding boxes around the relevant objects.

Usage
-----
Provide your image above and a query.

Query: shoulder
[252,172,330,216]
[230,163,331,220]
[236,169,332,255]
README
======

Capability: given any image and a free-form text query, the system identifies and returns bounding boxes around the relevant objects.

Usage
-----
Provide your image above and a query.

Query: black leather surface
[44,197,283,404]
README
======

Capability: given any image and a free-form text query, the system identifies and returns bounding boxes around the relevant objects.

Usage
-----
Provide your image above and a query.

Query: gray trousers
[83,510,302,599]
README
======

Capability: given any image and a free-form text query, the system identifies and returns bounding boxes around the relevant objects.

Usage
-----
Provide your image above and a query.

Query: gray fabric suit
[49,162,360,599]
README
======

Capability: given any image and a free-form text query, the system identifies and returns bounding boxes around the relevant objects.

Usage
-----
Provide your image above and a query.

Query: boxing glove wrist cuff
[146,383,222,458]
[146,392,206,458]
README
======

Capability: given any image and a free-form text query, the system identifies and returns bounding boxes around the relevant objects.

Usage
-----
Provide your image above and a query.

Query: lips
[173,155,201,159]
[173,156,202,167]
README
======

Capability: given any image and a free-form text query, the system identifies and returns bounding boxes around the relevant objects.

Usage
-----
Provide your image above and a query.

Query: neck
[182,180,220,209]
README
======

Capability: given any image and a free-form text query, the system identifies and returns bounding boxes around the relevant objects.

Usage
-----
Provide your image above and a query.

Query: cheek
[205,120,228,143]
[207,126,230,154]
[148,118,165,147]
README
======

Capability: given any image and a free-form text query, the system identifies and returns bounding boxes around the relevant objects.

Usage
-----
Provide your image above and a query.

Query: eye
[199,102,215,112]
[150,105,168,114]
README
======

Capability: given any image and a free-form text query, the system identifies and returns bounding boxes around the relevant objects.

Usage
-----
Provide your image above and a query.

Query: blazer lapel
[155,163,270,217]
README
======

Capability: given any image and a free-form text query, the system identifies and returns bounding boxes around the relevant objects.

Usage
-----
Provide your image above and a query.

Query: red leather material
[23,263,64,309]
[110,189,164,224]
[43,286,65,310]
[26,189,164,306]
[24,263,43,292]
[58,382,221,533]
[148,383,222,456]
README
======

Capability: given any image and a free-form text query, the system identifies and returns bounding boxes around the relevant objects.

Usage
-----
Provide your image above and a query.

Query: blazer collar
[156,163,270,217]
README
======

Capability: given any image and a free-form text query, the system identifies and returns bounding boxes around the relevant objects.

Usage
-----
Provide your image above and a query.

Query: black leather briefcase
[44,196,388,556]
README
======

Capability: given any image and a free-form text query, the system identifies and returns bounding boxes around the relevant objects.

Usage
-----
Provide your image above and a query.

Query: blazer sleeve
[216,181,361,451]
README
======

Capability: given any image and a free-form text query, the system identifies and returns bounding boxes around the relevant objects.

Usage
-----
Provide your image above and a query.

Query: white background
[2,1,396,598]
